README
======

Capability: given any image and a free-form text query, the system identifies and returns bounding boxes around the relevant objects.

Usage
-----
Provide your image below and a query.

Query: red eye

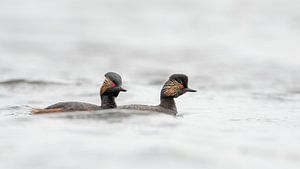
[112,82,116,87]
[179,84,184,89]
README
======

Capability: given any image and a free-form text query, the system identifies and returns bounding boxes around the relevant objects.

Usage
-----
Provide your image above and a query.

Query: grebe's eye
[111,82,116,87]
[179,84,184,89]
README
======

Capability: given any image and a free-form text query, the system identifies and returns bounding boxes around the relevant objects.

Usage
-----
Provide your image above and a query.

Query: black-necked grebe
[119,74,196,115]
[32,72,126,114]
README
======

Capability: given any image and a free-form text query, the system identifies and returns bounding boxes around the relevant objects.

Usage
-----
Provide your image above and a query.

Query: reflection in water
[43,109,168,122]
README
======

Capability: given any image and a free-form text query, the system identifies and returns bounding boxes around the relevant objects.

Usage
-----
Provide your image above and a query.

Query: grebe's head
[161,74,196,98]
[100,72,127,97]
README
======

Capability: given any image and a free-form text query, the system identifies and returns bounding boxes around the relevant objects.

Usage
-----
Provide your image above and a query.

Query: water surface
[0,0,300,169]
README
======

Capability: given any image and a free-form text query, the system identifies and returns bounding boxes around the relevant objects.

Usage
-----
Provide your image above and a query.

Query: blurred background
[0,0,299,169]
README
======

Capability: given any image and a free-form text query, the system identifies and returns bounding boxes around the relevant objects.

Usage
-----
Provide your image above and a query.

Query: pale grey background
[0,0,299,169]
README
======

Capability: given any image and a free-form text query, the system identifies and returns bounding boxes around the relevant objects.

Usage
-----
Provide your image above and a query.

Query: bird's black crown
[169,74,188,88]
[105,72,122,86]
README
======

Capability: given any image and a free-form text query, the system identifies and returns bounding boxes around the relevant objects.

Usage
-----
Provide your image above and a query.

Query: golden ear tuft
[100,78,113,95]
[163,80,181,97]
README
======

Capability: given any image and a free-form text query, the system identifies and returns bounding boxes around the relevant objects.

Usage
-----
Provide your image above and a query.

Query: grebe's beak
[185,88,197,92]
[119,87,127,92]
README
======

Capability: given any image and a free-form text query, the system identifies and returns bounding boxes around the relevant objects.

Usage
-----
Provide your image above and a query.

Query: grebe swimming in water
[119,74,196,115]
[32,72,126,114]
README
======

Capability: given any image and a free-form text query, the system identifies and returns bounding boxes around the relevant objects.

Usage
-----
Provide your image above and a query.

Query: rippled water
[0,0,300,169]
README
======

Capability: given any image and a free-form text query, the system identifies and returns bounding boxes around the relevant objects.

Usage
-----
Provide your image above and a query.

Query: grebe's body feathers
[119,74,196,115]
[32,72,126,114]
[119,104,176,115]
[46,102,100,111]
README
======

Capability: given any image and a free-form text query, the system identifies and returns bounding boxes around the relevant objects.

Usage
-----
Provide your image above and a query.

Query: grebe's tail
[32,108,64,114]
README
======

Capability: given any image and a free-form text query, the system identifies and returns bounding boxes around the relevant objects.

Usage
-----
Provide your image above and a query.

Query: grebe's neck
[159,96,177,112]
[101,95,117,109]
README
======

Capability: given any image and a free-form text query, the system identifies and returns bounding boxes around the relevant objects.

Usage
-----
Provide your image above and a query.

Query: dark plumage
[32,72,126,114]
[119,74,196,115]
